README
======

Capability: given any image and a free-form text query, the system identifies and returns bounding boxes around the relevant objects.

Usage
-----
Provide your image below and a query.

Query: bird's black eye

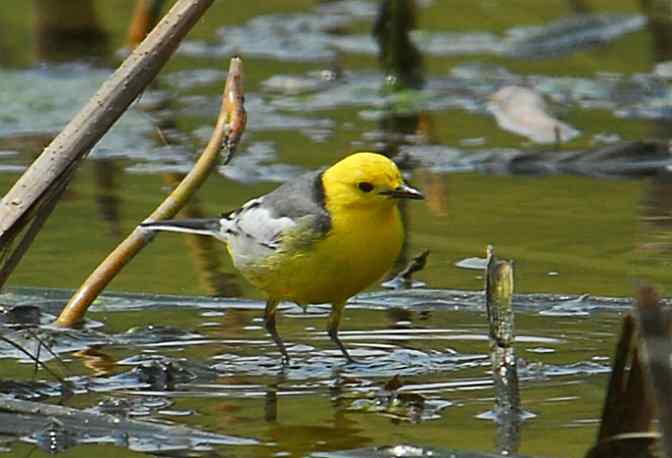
[358,182,374,193]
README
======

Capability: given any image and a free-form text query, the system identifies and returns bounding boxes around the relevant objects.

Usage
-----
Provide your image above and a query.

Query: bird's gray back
[219,170,331,268]
[262,169,330,233]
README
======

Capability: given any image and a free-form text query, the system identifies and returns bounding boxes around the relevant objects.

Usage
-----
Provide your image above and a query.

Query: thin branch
[24,328,70,374]
[55,57,246,327]
[0,335,64,383]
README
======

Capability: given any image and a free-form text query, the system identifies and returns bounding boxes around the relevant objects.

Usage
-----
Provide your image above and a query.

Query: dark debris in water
[89,396,173,417]
[504,13,645,58]
[0,396,256,454]
[0,305,42,327]
[345,375,452,423]
[400,140,672,178]
[66,355,219,394]
[0,380,55,401]
[504,140,672,178]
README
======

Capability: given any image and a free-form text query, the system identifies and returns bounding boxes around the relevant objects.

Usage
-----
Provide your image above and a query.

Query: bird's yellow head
[322,152,423,209]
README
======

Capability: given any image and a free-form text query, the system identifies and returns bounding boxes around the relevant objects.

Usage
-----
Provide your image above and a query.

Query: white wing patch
[220,197,296,267]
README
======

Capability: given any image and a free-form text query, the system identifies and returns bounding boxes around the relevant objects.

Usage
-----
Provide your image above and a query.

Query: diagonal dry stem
[0,0,215,288]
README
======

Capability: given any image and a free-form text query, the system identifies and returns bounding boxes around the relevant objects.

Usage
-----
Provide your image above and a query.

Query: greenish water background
[0,0,670,457]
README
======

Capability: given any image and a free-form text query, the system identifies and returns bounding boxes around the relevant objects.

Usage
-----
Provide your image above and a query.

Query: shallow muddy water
[1,0,672,457]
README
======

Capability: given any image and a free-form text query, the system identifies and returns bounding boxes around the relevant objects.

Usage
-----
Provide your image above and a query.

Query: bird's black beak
[380,183,424,200]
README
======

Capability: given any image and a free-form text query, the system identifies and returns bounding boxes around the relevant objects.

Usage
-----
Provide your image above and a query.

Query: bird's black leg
[264,299,290,365]
[328,303,355,363]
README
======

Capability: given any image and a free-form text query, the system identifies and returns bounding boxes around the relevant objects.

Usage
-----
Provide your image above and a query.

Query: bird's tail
[140,219,223,239]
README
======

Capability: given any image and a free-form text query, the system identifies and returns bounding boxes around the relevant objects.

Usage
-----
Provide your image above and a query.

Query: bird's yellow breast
[242,203,403,305]
[307,203,404,302]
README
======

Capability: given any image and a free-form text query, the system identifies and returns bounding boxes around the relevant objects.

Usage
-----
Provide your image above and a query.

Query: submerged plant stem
[56,57,246,327]
[0,335,64,384]
[484,245,520,455]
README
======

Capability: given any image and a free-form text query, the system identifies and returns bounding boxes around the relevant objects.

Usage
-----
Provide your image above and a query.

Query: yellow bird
[141,152,424,363]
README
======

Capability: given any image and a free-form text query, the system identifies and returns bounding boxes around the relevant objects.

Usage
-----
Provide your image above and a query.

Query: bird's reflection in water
[72,347,116,377]
[260,366,370,455]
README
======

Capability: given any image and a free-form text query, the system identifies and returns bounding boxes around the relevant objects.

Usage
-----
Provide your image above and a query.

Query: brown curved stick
[56,57,246,327]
